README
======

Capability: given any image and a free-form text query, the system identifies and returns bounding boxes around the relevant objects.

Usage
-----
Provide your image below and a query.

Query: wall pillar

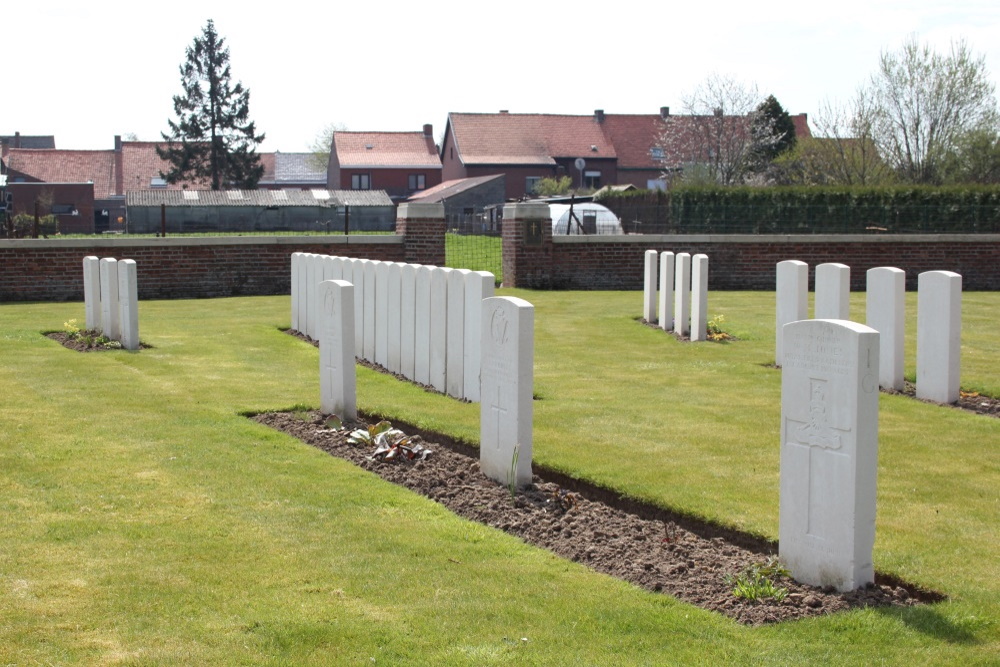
[396,203,446,266]
[502,203,552,288]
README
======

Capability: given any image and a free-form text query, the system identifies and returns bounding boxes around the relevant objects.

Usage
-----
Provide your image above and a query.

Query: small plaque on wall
[524,219,543,246]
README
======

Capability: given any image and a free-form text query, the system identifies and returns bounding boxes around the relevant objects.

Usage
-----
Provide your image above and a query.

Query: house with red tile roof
[3,136,211,231]
[441,108,812,197]
[441,111,618,199]
[327,126,442,201]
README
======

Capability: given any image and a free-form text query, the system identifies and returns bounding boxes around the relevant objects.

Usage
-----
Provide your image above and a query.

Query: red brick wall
[502,203,553,288]
[541,235,1000,291]
[0,238,407,302]
[396,204,446,266]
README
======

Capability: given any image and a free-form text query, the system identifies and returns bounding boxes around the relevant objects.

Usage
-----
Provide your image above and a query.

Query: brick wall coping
[552,233,1000,245]
[0,234,404,250]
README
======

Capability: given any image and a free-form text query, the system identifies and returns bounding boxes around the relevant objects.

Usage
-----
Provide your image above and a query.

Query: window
[650,147,664,160]
[408,174,426,190]
[351,173,370,190]
[51,204,79,215]
[525,176,541,194]
[583,170,602,189]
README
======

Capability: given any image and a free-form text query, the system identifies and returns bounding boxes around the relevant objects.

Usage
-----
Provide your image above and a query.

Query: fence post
[396,202,445,266]
[160,203,167,237]
[501,202,552,288]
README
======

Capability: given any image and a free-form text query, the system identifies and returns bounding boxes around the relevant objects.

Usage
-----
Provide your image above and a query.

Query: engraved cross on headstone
[784,378,852,538]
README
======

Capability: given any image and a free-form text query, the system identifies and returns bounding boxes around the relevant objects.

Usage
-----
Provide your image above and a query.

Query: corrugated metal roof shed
[126,189,393,207]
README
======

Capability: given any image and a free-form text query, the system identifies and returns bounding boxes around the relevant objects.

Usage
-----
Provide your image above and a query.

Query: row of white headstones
[776,261,962,404]
[81,256,140,350]
[293,254,536,489]
[640,250,710,340]
[639,254,962,591]
[291,253,497,403]
[776,262,962,592]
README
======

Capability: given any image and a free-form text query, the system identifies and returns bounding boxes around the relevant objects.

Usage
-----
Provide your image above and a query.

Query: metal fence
[445,208,502,283]
[603,203,1000,235]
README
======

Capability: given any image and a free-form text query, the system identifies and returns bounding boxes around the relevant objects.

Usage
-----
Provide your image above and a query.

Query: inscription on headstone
[780,319,879,592]
[480,296,534,488]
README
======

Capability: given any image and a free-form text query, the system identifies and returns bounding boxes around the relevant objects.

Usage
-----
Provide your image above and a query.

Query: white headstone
[643,249,658,323]
[301,253,315,335]
[319,279,357,421]
[815,262,850,320]
[690,254,709,342]
[414,265,433,385]
[480,296,534,488]
[658,252,674,332]
[306,253,322,339]
[775,260,809,367]
[464,271,496,402]
[99,258,120,340]
[429,267,451,392]
[375,261,389,368]
[673,253,691,336]
[866,267,905,391]
[290,252,302,333]
[400,264,419,380]
[350,258,365,354]
[916,271,962,404]
[780,319,879,592]
[363,259,377,362]
[323,254,341,283]
[386,262,403,374]
[447,269,471,399]
[117,259,139,350]
[82,256,101,330]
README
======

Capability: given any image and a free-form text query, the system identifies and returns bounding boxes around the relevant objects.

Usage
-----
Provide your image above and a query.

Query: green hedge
[595,186,1000,234]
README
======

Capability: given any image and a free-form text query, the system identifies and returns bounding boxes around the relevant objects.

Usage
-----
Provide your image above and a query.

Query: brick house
[441,111,618,199]
[3,136,211,232]
[327,126,442,202]
[440,108,812,197]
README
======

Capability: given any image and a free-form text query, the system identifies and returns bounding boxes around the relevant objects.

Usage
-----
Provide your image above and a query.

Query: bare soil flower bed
[253,409,941,626]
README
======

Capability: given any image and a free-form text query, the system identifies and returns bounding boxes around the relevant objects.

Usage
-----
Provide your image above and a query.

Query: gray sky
[5,0,999,153]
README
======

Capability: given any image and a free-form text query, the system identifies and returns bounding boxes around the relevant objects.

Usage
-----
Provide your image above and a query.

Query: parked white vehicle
[549,202,624,235]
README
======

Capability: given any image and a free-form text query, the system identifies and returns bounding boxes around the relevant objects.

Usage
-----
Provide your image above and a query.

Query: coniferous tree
[158,20,265,189]
[752,95,797,165]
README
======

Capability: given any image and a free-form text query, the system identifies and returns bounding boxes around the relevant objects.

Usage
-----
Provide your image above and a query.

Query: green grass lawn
[0,291,997,664]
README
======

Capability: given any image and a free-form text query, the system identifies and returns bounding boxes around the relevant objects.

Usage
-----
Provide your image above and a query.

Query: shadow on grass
[874,604,983,645]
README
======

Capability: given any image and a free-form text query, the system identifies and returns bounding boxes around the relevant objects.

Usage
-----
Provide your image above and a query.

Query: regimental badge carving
[793,379,843,450]
[490,307,510,346]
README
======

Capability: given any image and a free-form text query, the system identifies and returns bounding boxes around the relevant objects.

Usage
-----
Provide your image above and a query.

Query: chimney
[660,106,670,118]
[14,131,20,148]
[423,124,433,138]
[499,110,509,114]
[713,108,723,117]
[594,109,605,123]
[114,135,122,151]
